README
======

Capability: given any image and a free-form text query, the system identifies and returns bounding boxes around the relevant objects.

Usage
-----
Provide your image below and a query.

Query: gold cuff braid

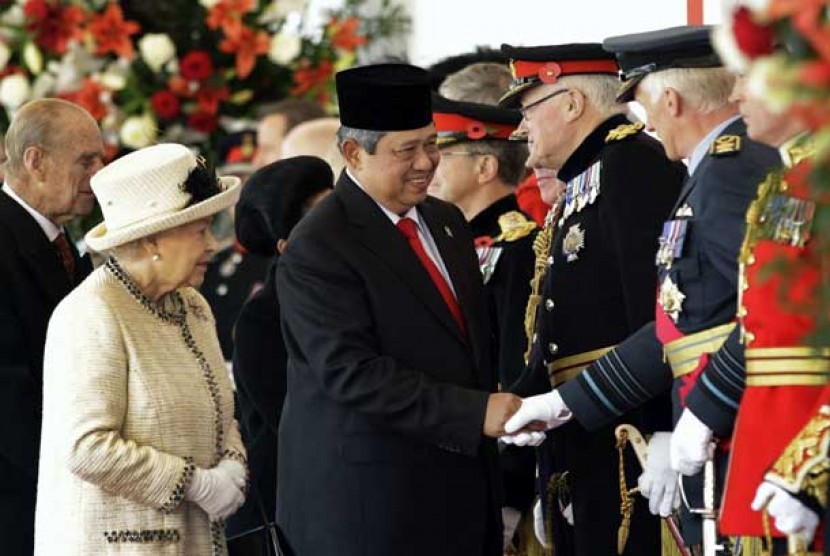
[766,405,830,509]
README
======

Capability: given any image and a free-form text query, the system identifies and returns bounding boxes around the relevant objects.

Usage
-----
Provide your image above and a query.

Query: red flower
[88,3,141,59]
[196,85,230,116]
[466,122,486,140]
[291,59,334,103]
[24,0,87,55]
[58,78,108,121]
[206,0,255,31]
[732,7,775,58]
[328,17,367,52]
[218,18,269,79]
[188,110,218,133]
[474,236,493,248]
[799,60,830,87]
[151,90,181,120]
[180,50,214,81]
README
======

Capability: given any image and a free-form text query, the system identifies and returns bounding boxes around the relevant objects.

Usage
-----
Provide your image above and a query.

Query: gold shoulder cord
[524,199,564,363]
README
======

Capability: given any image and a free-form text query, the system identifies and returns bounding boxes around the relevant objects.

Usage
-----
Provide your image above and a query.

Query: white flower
[268,32,302,65]
[138,34,176,72]
[199,0,221,8]
[747,55,792,114]
[99,60,130,91]
[260,0,306,24]
[0,41,10,73]
[1,5,25,27]
[31,73,57,98]
[23,42,43,75]
[119,114,158,149]
[0,74,32,108]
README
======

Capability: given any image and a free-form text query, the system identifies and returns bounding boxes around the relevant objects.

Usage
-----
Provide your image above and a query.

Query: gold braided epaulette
[605,121,644,143]
[494,211,537,243]
[766,405,830,509]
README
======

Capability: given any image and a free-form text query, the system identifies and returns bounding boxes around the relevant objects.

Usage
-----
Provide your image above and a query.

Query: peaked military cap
[336,63,433,131]
[498,43,618,108]
[432,94,521,146]
[603,25,722,103]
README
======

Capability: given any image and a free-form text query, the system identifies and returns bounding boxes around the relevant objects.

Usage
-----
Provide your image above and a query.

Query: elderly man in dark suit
[276,64,523,556]
[0,98,104,555]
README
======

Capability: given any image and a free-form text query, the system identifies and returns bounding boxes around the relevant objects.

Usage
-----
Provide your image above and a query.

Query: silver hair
[557,74,626,117]
[336,126,388,155]
[641,68,735,114]
[439,62,513,106]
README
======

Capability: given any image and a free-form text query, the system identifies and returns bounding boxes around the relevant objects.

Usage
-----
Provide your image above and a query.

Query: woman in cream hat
[34,143,246,555]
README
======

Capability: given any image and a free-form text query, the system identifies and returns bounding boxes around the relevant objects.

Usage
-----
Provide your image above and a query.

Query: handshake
[484,390,573,444]
[185,458,247,521]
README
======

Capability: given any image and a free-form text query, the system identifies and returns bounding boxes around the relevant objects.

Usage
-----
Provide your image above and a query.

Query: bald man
[281,117,345,176]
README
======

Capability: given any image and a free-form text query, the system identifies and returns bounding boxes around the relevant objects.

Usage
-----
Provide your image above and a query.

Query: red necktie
[397,218,467,336]
[53,232,76,280]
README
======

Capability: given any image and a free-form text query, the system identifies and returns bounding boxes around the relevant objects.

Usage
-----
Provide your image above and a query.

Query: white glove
[215,458,247,490]
[532,498,548,547]
[185,466,246,521]
[499,430,547,447]
[752,481,820,545]
[638,432,681,517]
[502,506,521,551]
[503,390,572,434]
[670,409,713,476]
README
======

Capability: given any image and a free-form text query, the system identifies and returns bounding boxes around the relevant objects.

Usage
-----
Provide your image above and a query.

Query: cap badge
[538,62,562,84]
[466,121,487,140]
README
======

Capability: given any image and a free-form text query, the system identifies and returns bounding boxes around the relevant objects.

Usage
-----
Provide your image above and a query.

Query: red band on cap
[433,112,517,140]
[512,58,619,80]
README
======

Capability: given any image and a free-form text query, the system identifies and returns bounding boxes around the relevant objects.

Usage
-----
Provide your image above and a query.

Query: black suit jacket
[0,189,90,555]
[276,173,500,556]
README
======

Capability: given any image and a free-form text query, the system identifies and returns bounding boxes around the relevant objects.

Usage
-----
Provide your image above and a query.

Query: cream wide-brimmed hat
[85,143,241,252]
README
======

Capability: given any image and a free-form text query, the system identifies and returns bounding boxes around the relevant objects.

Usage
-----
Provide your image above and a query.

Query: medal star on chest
[562,223,585,262]
[658,275,686,322]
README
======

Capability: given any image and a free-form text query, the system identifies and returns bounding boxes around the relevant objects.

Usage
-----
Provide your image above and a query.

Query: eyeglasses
[519,88,569,119]
[388,141,441,162]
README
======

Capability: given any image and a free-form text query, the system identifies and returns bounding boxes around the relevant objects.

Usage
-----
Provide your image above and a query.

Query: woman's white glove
[638,432,680,517]
[752,481,820,545]
[186,465,246,521]
[215,458,247,490]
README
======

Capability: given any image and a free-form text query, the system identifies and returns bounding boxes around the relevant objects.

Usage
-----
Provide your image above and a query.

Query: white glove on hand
[215,458,247,490]
[670,409,713,476]
[499,430,547,447]
[185,466,245,521]
[503,390,572,434]
[532,498,548,547]
[637,432,680,517]
[752,481,820,545]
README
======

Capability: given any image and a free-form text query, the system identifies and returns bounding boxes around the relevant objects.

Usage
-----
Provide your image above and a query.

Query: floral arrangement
[715,0,830,344]
[0,0,409,160]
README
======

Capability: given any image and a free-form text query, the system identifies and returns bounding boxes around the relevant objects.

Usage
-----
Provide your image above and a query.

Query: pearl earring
[152,253,160,261]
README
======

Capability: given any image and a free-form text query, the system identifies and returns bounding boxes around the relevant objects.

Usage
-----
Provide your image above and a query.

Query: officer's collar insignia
[675,204,694,218]
[495,211,537,243]
[658,275,686,323]
[560,161,601,224]
[562,223,585,262]
[605,121,644,143]
[708,134,742,156]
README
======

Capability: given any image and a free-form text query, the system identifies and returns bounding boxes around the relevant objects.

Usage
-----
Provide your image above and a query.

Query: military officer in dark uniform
[430,94,537,548]
[498,42,686,555]
[200,131,271,361]
[503,27,781,552]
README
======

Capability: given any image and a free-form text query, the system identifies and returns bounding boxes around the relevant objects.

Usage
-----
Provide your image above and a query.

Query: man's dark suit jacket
[276,173,501,556]
[0,189,90,555]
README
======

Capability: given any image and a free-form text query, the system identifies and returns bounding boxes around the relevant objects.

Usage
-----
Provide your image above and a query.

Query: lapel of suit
[336,175,468,347]
[0,191,73,305]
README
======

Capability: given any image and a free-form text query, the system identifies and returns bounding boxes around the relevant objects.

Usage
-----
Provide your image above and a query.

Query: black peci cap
[603,25,722,102]
[336,63,433,131]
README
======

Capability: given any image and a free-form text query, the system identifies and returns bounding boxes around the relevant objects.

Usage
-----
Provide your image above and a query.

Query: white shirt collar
[346,168,424,229]
[1,182,62,241]
[687,115,741,177]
